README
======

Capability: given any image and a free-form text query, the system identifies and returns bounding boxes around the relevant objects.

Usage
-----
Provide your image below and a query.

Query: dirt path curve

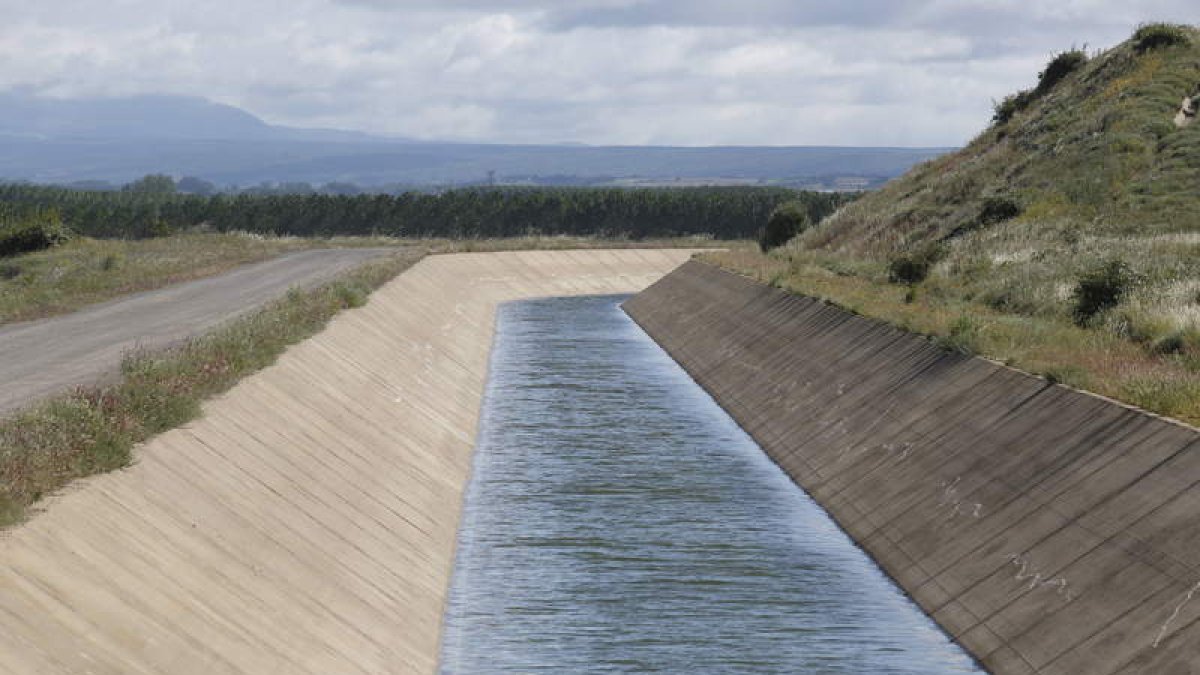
[0,247,396,416]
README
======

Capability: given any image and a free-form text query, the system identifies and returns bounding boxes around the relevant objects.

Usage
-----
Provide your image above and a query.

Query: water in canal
[439,295,981,674]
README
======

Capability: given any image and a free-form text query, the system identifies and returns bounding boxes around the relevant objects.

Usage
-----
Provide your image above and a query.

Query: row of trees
[0,183,852,240]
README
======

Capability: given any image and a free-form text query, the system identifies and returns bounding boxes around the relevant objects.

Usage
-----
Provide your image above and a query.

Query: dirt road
[0,247,395,416]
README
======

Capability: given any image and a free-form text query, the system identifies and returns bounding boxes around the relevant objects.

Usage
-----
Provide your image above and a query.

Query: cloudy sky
[2,1,1196,146]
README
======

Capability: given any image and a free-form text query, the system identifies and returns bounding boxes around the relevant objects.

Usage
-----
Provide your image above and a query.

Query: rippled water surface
[439,295,981,674]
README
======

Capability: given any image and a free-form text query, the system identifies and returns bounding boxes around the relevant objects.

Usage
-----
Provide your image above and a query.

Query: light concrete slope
[0,247,395,416]
[0,249,695,674]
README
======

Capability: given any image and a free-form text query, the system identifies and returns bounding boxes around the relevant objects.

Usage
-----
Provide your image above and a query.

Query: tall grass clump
[1133,23,1191,53]
[993,90,1035,125]
[888,243,946,284]
[760,200,812,252]
[0,249,422,527]
[0,211,72,257]
[1036,49,1088,93]
[993,49,1087,125]
[1071,259,1142,325]
[936,315,983,354]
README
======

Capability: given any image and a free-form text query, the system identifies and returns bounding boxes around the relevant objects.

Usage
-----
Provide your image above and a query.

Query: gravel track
[0,247,395,416]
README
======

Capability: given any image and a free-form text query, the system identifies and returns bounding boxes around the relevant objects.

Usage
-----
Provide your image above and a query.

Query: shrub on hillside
[1133,23,1190,54]
[888,243,946,284]
[948,196,1024,239]
[1071,259,1141,325]
[1037,49,1088,94]
[993,90,1034,125]
[759,200,811,252]
[1151,331,1188,356]
[979,196,1023,226]
[993,50,1087,126]
[0,213,73,257]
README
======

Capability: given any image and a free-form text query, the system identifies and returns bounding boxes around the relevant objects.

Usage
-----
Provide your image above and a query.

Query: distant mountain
[0,92,386,143]
[0,93,951,188]
[0,93,270,141]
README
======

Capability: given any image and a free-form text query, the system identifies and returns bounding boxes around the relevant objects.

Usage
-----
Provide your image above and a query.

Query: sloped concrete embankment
[624,261,1200,675]
[0,249,694,674]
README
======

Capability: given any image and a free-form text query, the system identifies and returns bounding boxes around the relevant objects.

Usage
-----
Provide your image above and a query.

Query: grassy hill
[819,24,1200,256]
[709,23,1200,423]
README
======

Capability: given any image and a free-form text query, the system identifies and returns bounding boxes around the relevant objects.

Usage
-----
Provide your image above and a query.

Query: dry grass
[0,235,728,527]
[704,247,1200,426]
[718,26,1200,424]
[0,248,424,527]
[794,26,1200,347]
[1,232,326,324]
[0,232,731,326]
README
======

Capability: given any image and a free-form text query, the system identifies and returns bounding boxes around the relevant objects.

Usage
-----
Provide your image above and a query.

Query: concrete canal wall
[624,260,1200,675]
[0,249,694,674]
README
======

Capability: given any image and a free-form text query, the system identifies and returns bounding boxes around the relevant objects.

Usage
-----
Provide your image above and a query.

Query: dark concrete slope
[0,248,392,416]
[624,260,1200,675]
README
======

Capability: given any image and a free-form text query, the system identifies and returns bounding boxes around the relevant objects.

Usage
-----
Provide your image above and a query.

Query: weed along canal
[439,295,981,673]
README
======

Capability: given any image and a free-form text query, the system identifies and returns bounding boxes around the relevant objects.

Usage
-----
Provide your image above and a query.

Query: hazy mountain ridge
[0,93,386,143]
[0,93,950,188]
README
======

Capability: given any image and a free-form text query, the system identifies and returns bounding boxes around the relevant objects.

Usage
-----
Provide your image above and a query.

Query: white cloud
[0,0,1197,145]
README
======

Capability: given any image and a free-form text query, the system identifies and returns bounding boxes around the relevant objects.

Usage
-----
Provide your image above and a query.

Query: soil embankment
[0,249,694,674]
[624,260,1200,675]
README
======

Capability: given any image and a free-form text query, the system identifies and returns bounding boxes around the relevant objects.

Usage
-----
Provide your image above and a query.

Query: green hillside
[709,24,1200,422]
[821,24,1200,252]
[817,23,1200,331]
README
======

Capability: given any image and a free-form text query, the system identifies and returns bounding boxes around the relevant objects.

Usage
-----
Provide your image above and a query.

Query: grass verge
[422,233,730,253]
[0,232,379,325]
[0,232,730,326]
[0,248,424,527]
[0,237,724,527]
[705,247,1200,427]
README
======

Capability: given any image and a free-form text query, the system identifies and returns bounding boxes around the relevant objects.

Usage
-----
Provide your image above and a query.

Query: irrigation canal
[439,295,981,673]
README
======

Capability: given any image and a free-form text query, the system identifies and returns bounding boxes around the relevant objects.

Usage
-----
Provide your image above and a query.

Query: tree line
[0,183,852,240]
